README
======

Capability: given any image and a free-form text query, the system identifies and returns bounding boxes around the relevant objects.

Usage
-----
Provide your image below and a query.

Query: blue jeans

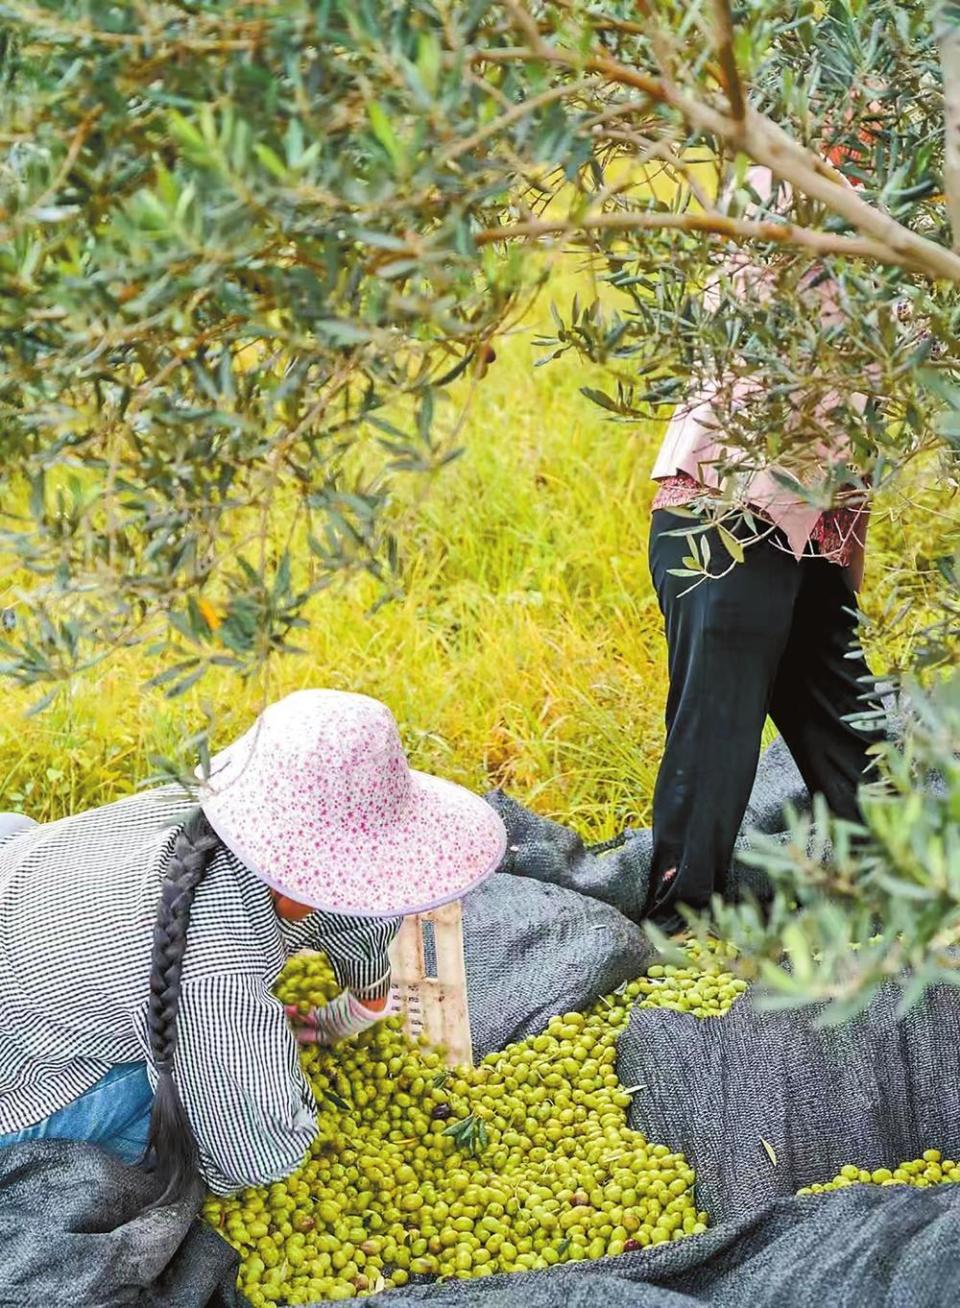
[0,1062,154,1165]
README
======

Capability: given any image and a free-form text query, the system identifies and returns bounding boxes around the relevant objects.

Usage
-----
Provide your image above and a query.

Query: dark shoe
[648,909,688,939]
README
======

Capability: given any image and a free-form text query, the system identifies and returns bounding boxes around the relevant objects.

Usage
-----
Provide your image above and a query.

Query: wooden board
[387,900,473,1067]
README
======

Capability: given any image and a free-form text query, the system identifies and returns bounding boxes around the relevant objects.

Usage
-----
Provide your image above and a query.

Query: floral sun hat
[197,689,507,917]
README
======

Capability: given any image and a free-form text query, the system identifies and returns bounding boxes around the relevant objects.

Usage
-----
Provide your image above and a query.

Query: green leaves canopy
[1,0,956,688]
[0,0,542,688]
[0,0,958,1012]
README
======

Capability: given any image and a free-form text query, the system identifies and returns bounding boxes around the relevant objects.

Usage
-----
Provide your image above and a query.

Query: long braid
[142,807,220,1206]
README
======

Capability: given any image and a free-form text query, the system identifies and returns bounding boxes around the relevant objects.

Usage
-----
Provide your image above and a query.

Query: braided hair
[142,807,221,1206]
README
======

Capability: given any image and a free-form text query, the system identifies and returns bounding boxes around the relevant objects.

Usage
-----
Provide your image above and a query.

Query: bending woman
[0,689,506,1197]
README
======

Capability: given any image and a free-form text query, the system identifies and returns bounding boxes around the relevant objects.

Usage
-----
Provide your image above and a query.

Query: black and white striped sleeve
[281,912,403,1002]
[143,972,319,1195]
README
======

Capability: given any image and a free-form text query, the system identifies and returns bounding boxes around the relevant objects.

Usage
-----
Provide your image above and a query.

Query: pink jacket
[651,166,869,583]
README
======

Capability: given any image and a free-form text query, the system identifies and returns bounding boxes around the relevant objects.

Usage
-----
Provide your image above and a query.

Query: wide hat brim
[199,761,507,918]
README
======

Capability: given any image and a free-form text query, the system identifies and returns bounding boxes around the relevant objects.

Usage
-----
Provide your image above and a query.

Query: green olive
[210,949,718,1298]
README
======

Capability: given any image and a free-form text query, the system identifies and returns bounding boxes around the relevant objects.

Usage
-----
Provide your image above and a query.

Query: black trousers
[646,509,882,924]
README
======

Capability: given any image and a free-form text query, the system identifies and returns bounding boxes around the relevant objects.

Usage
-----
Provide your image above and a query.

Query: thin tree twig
[473,208,906,267]
[500,0,548,55]
[588,127,716,214]
[0,107,100,239]
[712,0,746,124]
[1,2,262,50]
[580,98,663,133]
[494,1,650,40]
[441,76,601,164]
[654,141,716,211]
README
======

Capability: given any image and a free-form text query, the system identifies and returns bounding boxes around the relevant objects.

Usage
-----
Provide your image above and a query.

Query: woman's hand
[284,989,386,1046]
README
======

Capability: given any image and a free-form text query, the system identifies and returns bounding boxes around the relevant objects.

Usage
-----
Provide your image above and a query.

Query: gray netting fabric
[619,980,960,1223]
[452,731,806,1057]
[460,873,655,1059]
[364,722,960,1307]
[364,1185,960,1308]
[376,988,960,1308]
[0,1139,242,1306]
[5,731,958,1307]
[482,733,807,920]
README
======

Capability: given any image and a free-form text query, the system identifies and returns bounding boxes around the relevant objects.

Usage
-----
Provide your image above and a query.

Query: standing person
[645,158,884,931]
[0,689,506,1198]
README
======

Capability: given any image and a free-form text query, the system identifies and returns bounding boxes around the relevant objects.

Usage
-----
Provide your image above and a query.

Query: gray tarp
[377,981,960,1308]
[461,872,655,1059]
[0,1140,242,1306]
[460,734,805,1060]
[620,980,960,1223]
[478,732,806,929]
[369,1185,960,1307]
[4,734,958,1307]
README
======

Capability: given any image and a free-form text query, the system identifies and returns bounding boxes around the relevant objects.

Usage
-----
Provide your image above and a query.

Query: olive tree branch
[473,27,960,283]
[500,0,549,55]
[712,0,745,122]
[472,208,909,268]
[492,0,650,40]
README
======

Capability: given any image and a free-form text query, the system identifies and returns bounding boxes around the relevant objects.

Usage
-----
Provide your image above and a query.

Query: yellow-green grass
[0,259,953,838]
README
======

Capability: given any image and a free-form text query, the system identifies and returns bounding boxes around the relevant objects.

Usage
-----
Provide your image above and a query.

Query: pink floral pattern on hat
[198,689,507,916]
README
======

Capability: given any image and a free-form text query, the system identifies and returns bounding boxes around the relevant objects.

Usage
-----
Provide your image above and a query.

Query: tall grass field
[0,259,953,839]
